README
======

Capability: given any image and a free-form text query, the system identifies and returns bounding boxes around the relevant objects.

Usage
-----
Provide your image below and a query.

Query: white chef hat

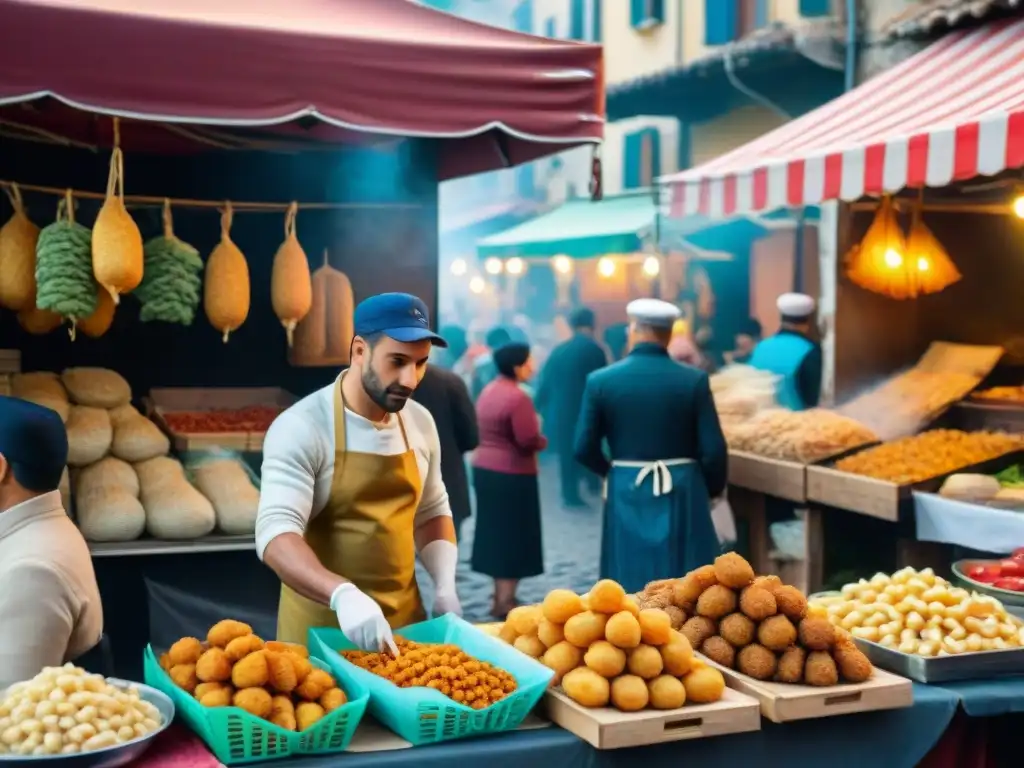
[777,292,816,321]
[626,298,681,329]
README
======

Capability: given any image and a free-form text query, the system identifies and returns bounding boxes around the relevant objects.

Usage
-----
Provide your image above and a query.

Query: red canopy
[0,0,604,180]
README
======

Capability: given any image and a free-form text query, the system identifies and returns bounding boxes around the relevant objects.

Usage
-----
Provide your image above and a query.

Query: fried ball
[266,650,300,692]
[772,585,808,622]
[758,615,797,652]
[683,666,726,703]
[834,644,873,683]
[169,663,199,693]
[719,613,756,647]
[208,619,253,648]
[627,644,664,680]
[196,647,233,683]
[199,685,234,707]
[605,611,642,649]
[804,651,839,686]
[270,695,297,730]
[583,641,626,678]
[498,622,519,644]
[232,651,269,688]
[832,626,855,648]
[296,701,325,731]
[690,565,719,590]
[680,616,717,649]
[513,634,546,659]
[542,641,583,680]
[660,632,695,676]
[159,652,173,672]
[638,609,673,646]
[508,606,542,636]
[590,579,627,613]
[225,634,265,662]
[321,687,348,712]
[561,667,610,708]
[751,575,782,593]
[233,687,273,718]
[696,585,737,620]
[296,669,335,701]
[736,644,777,680]
[672,575,703,610]
[739,586,777,621]
[648,674,687,710]
[713,552,755,589]
[289,654,313,684]
[663,605,686,630]
[542,589,585,624]
[701,635,736,668]
[775,646,807,683]
[195,681,227,700]
[798,617,836,651]
[620,595,642,617]
[611,674,649,712]
[537,618,566,648]
[167,637,203,666]
[265,640,310,658]
[564,611,609,648]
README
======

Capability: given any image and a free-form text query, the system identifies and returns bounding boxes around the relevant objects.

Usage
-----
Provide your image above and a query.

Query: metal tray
[852,638,1024,683]
[952,560,1024,610]
[0,679,174,767]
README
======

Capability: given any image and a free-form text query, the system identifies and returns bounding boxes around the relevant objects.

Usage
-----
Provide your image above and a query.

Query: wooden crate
[728,451,806,502]
[0,349,20,374]
[147,387,295,452]
[543,687,760,749]
[0,374,11,398]
[704,658,912,723]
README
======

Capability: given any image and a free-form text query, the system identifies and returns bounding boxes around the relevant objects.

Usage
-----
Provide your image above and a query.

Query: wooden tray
[806,448,1024,522]
[0,374,11,398]
[0,349,20,374]
[702,657,912,723]
[147,387,294,452]
[728,451,806,502]
[543,686,760,749]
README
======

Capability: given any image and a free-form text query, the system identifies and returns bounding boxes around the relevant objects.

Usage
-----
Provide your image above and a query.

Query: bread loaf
[74,457,144,542]
[137,456,216,539]
[192,459,259,535]
[62,367,131,408]
[66,406,113,466]
[111,411,170,463]
[11,372,69,422]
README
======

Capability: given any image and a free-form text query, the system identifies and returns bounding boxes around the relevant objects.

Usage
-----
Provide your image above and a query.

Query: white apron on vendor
[573,300,730,594]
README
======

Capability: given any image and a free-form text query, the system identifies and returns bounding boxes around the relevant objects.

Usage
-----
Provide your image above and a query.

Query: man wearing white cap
[748,293,823,411]
[573,299,728,593]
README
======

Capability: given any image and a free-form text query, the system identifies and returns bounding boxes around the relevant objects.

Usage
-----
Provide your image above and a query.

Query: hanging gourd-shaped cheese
[271,202,312,347]
[17,305,63,335]
[78,287,116,339]
[289,250,355,367]
[0,183,40,311]
[323,265,354,363]
[92,140,143,305]
[204,202,251,343]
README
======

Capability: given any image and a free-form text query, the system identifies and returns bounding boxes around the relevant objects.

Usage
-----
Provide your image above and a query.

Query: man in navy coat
[573,299,728,593]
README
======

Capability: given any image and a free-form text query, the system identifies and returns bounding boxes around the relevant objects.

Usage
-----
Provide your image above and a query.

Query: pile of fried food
[972,386,1024,404]
[160,620,347,731]
[340,638,517,711]
[497,579,727,711]
[833,430,1023,484]
[637,553,874,686]
[810,567,1024,657]
[724,408,878,463]
[0,664,163,756]
[710,365,780,429]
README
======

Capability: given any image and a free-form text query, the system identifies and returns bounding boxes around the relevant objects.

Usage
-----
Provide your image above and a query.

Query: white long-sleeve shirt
[255,381,452,560]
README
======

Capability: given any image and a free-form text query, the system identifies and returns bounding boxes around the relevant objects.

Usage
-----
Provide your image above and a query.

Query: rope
[56,189,75,223]
[3,182,23,213]
[162,198,174,238]
[284,201,298,237]
[220,202,234,238]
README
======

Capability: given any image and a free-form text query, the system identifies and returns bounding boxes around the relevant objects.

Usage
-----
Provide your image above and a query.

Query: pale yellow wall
[688,105,789,167]
[602,0,683,85]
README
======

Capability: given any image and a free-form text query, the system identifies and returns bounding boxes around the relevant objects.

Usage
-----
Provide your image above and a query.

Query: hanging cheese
[17,305,63,336]
[34,192,97,340]
[92,137,143,304]
[271,202,312,347]
[204,203,251,343]
[289,250,354,367]
[136,201,204,325]
[0,183,40,311]
[78,287,116,339]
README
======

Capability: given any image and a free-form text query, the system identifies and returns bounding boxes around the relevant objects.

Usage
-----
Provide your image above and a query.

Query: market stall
[0,0,603,677]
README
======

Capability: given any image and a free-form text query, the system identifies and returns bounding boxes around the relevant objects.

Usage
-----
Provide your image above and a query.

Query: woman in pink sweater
[471,342,547,618]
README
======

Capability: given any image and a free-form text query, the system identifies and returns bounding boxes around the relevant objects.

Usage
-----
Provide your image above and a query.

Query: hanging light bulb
[1013,194,1024,219]
[468,276,486,294]
[450,258,467,276]
[642,256,660,277]
[553,255,573,275]
[506,257,525,276]
[484,257,504,275]
[597,257,616,278]
[883,248,903,269]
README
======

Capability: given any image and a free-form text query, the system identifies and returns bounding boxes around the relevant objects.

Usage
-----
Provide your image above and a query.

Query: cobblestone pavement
[416,455,602,622]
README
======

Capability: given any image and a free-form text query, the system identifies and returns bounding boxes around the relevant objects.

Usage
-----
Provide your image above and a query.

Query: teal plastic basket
[143,645,368,764]
[308,614,553,746]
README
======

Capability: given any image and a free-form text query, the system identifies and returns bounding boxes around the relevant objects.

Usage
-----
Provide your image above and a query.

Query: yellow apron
[276,375,426,644]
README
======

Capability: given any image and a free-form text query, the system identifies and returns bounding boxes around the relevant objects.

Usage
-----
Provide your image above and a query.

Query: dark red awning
[0,0,604,179]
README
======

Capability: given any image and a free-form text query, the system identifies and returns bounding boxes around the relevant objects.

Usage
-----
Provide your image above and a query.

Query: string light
[1013,194,1024,219]
[506,257,525,275]
[597,257,616,278]
[553,255,572,275]
[484,257,504,275]
[469,276,486,294]
[642,256,660,277]
[450,258,467,276]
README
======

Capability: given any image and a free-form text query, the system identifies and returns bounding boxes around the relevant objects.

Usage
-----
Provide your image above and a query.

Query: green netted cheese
[34,220,98,320]
[136,235,203,325]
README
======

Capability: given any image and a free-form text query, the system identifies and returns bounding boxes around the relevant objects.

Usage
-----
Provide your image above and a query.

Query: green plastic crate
[143,645,367,764]
[308,614,553,746]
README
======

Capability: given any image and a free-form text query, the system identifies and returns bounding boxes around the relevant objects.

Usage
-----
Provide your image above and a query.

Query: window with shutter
[639,128,661,187]
[517,165,535,199]
[704,0,738,45]
[591,0,602,42]
[737,0,769,35]
[569,0,585,40]
[630,0,664,31]
[799,0,831,17]
[512,0,532,33]
[623,132,643,190]
[545,16,556,37]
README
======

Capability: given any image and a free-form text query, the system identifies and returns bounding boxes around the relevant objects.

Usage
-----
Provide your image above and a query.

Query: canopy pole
[792,207,807,292]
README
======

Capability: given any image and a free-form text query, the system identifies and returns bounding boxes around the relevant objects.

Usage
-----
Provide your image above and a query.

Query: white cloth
[330,583,397,654]
[711,496,738,545]
[913,492,1024,555]
[626,298,680,329]
[0,492,103,687]
[420,540,461,617]
[255,381,452,560]
[777,292,816,318]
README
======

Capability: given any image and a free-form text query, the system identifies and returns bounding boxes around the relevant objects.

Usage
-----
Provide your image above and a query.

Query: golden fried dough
[758,615,797,652]
[265,641,310,658]
[775,646,806,683]
[295,669,334,701]
[719,613,756,647]
[701,635,736,668]
[199,685,234,707]
[696,585,737,620]
[834,643,873,682]
[225,634,265,662]
[232,651,270,689]
[804,651,839,686]
[234,687,273,718]
[798,617,835,651]
[296,702,325,730]
[736,644,777,680]
[270,695,297,730]
[739,586,777,621]
[167,637,203,666]
[680,616,717,649]
[772,585,808,622]
[208,619,253,648]
[320,687,348,712]
[713,552,755,589]
[169,663,199,693]
[638,609,672,646]
[266,651,299,693]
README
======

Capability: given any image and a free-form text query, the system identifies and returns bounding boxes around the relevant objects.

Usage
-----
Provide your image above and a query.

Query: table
[913,492,1024,555]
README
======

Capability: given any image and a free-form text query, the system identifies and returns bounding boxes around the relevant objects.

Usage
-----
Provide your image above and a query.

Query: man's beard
[361,365,413,414]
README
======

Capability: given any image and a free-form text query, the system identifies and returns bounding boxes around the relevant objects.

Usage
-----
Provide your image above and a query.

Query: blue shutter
[512,0,532,32]
[569,0,585,39]
[629,0,644,27]
[651,0,665,23]
[647,128,662,183]
[630,0,663,29]
[545,17,556,37]
[704,0,737,45]
[517,164,535,199]
[591,0,602,42]
[799,0,831,17]
[623,131,642,190]
[678,122,692,171]
[756,0,769,28]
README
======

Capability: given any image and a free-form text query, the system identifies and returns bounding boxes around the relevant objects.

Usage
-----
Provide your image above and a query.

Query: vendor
[749,292,823,410]
[0,396,103,687]
[256,293,461,654]
[573,299,728,593]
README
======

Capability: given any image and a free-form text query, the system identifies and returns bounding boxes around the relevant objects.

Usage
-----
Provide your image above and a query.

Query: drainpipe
[845,0,857,91]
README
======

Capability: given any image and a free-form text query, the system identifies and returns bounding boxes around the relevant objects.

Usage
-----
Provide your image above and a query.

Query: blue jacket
[748,330,822,410]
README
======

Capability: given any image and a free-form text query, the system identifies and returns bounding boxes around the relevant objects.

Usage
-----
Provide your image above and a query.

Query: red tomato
[995,576,1024,592]
[1000,559,1024,577]
[1013,547,1024,558]
[967,565,989,580]
[986,564,1003,579]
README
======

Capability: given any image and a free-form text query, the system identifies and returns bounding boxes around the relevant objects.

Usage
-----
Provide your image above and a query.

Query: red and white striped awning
[661,17,1024,219]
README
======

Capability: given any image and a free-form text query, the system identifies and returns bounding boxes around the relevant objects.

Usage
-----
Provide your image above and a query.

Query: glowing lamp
[484,257,504,275]
[597,257,616,278]
[1013,195,1024,219]
[450,258,467,276]
[553,255,573,275]
[642,256,660,277]
[468,276,486,294]
[506,257,525,276]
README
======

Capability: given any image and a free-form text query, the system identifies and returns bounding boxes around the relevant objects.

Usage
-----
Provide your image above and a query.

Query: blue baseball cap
[353,293,448,347]
[0,395,68,491]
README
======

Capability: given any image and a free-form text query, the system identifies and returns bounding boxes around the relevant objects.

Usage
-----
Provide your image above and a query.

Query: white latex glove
[330,583,398,655]
[421,539,462,618]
